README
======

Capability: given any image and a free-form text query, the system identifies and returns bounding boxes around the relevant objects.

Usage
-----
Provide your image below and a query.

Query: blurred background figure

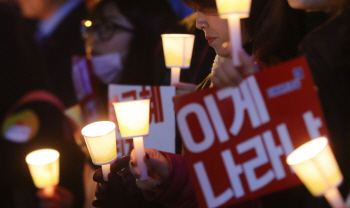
[73,0,178,124]
[84,0,177,86]
[40,0,179,207]
[298,0,350,205]
[17,0,87,108]
[252,0,328,68]
[0,2,85,208]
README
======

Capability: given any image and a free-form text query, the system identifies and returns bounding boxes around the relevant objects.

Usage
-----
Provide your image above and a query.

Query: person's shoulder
[299,13,347,71]
[301,14,345,50]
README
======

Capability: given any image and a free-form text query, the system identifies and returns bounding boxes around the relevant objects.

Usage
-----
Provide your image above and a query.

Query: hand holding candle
[286,137,345,208]
[82,121,117,181]
[113,99,150,180]
[26,149,60,197]
[161,34,195,85]
[216,0,252,66]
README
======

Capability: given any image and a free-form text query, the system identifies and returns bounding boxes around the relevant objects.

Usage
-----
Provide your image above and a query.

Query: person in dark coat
[0,2,85,207]
[299,0,350,204]
[17,0,88,108]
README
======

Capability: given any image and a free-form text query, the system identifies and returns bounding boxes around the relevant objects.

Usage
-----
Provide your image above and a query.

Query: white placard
[109,85,176,156]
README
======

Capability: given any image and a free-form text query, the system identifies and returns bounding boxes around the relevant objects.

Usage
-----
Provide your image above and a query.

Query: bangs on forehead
[182,0,217,13]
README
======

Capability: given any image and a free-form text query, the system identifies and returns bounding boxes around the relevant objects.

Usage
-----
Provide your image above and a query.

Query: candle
[171,67,181,85]
[26,149,60,197]
[113,99,150,180]
[286,137,344,208]
[216,0,252,66]
[82,121,117,181]
[161,34,195,85]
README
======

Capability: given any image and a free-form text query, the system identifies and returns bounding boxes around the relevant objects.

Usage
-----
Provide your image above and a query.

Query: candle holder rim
[112,98,150,106]
[286,137,329,165]
[166,65,190,69]
[26,148,60,165]
[161,33,195,38]
[81,121,116,138]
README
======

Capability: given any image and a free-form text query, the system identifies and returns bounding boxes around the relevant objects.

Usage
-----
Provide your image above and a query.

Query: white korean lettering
[247,76,270,124]
[216,81,261,136]
[194,161,234,207]
[262,130,285,180]
[177,103,215,153]
[237,136,274,191]
[221,149,245,198]
[303,111,322,139]
[204,95,229,143]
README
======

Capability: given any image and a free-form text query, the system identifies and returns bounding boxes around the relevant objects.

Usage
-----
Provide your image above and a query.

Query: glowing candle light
[82,121,117,181]
[161,34,195,85]
[84,20,92,27]
[216,0,252,66]
[286,137,345,208]
[113,99,150,180]
[26,149,60,197]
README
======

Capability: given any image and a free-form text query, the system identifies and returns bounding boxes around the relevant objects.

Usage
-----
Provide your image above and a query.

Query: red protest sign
[173,57,329,208]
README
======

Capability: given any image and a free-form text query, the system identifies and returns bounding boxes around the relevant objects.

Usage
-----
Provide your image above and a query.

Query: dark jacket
[300,12,350,201]
[38,2,87,108]
[0,3,85,207]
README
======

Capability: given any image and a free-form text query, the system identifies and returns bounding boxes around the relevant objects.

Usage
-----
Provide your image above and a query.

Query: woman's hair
[182,0,217,14]
[90,0,178,85]
[334,0,350,71]
[252,0,306,67]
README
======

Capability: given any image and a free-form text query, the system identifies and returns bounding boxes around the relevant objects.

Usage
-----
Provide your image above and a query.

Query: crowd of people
[0,0,349,207]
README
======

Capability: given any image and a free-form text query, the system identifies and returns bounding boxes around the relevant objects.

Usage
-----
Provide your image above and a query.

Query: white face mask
[91,52,125,84]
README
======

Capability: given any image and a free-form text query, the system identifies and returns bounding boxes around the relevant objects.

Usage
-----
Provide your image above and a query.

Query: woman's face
[196,11,230,57]
[287,0,331,11]
[86,2,134,56]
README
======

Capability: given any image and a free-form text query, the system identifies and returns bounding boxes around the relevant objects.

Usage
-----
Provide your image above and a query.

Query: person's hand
[93,156,162,207]
[129,148,170,192]
[37,186,74,208]
[173,82,197,96]
[211,42,258,88]
[92,156,130,207]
